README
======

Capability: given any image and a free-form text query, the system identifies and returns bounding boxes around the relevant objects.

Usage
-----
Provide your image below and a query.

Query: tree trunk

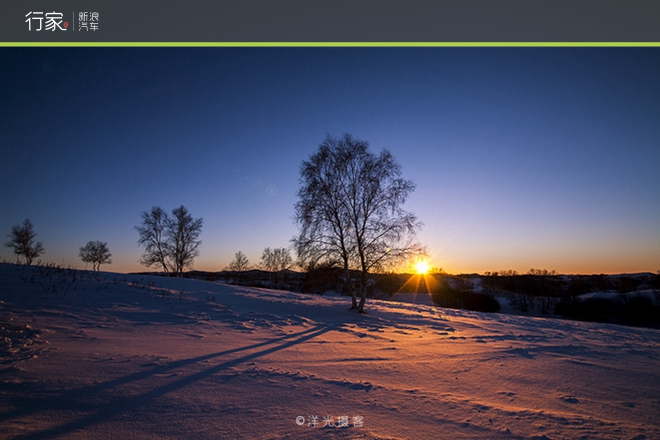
[357,288,367,313]
[357,272,367,313]
[344,262,358,309]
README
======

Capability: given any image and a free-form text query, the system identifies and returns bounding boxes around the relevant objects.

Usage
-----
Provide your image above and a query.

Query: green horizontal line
[1,42,660,47]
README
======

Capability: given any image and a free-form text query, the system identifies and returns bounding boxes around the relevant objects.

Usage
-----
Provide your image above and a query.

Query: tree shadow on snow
[0,324,335,440]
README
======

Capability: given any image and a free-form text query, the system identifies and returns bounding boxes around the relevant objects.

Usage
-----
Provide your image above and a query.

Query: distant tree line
[480,269,660,328]
[223,247,294,289]
[481,269,561,314]
[430,276,501,313]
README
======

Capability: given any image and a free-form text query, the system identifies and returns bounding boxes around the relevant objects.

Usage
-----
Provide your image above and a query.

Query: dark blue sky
[1,48,658,274]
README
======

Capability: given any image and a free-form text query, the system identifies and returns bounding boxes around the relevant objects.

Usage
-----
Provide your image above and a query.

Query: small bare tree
[4,219,44,265]
[260,247,293,288]
[228,251,250,284]
[136,206,171,275]
[79,241,112,271]
[260,247,293,272]
[229,250,250,272]
[166,205,203,277]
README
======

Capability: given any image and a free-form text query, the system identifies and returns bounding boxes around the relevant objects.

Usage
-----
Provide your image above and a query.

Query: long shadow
[3,324,334,440]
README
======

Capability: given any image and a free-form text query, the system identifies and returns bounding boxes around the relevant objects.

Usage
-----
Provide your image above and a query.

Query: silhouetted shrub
[619,295,657,327]
[651,272,660,289]
[555,298,615,323]
[462,292,501,313]
[555,294,660,329]
[300,266,342,294]
[431,277,462,308]
[431,276,500,313]
[615,276,642,293]
[592,275,614,292]
[566,277,592,296]
[374,273,405,297]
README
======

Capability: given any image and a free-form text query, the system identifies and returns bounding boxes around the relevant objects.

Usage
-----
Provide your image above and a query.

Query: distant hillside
[133,267,660,329]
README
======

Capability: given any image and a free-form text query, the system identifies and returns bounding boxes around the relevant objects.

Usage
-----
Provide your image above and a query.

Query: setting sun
[414,260,430,275]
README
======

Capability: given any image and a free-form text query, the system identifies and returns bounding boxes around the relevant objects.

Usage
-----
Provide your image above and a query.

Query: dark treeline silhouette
[481,269,660,328]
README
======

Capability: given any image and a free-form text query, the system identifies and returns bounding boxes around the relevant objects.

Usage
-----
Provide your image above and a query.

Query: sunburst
[414,260,430,275]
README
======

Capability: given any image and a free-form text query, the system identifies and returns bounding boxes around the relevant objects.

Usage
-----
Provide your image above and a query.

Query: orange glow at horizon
[397,267,440,296]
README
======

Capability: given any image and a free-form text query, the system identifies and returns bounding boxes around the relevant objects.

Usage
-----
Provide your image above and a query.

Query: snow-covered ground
[1,263,659,439]
[578,290,660,303]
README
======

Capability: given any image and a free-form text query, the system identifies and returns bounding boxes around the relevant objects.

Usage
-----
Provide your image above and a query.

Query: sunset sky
[1,47,658,274]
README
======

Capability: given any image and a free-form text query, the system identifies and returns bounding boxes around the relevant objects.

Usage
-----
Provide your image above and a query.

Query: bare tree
[228,250,250,284]
[136,206,171,275]
[229,250,250,272]
[260,247,293,288]
[136,205,203,276]
[293,137,355,295]
[260,247,293,272]
[79,241,112,271]
[4,219,44,265]
[166,205,203,277]
[294,134,424,312]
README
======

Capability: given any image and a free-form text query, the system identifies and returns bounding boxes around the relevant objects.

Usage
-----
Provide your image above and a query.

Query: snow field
[1,264,659,439]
